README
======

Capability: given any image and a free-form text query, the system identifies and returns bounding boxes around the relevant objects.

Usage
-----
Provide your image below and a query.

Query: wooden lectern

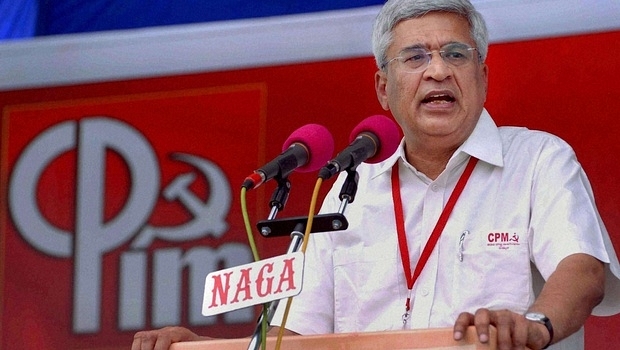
[170,326,496,350]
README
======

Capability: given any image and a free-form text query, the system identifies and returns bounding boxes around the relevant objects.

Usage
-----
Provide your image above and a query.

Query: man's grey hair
[372,0,489,70]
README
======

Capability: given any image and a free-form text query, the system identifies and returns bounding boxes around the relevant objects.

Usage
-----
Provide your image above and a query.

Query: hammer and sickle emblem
[132,153,231,248]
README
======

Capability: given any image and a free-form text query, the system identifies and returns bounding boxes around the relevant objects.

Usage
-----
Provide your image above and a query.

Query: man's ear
[481,62,489,102]
[375,70,390,111]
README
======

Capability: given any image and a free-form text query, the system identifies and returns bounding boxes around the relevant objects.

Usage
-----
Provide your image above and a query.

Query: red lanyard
[391,156,478,325]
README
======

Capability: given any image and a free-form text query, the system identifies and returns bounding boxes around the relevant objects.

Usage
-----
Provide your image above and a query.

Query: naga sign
[202,252,304,316]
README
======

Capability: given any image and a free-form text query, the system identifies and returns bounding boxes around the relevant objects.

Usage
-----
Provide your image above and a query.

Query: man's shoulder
[497,126,572,151]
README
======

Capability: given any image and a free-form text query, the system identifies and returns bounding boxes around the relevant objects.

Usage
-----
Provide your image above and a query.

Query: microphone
[318,115,400,180]
[242,124,335,189]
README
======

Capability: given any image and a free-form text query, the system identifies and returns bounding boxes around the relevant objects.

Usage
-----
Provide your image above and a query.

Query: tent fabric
[0,0,38,40]
[33,0,384,36]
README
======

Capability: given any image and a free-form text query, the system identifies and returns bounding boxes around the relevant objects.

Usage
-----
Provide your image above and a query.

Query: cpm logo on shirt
[487,232,521,250]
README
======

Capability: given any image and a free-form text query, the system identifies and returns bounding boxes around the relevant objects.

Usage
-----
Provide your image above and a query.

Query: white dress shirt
[271,109,620,349]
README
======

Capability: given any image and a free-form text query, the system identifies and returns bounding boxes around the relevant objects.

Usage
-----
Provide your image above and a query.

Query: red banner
[1,84,271,348]
[1,30,620,349]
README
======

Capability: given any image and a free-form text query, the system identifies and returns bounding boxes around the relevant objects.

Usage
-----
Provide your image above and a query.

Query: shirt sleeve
[527,132,620,316]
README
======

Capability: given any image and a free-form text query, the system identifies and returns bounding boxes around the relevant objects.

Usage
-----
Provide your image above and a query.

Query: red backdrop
[1,30,619,349]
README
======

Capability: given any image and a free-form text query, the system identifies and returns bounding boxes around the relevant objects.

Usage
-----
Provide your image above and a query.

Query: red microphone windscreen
[282,124,334,172]
[349,115,401,164]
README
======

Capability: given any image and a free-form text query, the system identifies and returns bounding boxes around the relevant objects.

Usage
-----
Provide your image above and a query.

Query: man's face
[375,12,488,152]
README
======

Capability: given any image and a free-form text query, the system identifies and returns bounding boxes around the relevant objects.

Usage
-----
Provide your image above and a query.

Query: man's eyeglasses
[381,43,480,73]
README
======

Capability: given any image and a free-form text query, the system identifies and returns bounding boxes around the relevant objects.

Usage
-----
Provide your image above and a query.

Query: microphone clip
[268,176,291,211]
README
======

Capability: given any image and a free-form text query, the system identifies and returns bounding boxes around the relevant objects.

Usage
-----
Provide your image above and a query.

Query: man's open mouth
[422,93,455,104]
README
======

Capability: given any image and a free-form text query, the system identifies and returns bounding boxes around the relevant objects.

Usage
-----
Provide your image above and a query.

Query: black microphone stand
[247,176,299,350]
[246,171,358,350]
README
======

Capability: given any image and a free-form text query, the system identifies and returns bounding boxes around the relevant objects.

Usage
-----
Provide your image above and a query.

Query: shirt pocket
[453,229,533,313]
[332,244,402,332]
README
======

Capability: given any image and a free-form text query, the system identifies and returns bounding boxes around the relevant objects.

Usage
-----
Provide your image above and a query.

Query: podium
[170,326,496,349]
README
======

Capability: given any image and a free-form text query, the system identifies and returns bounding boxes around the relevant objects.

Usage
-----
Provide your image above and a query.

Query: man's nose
[422,52,452,80]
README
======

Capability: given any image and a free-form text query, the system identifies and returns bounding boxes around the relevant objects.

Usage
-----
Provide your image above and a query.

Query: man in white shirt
[132,0,620,349]
[270,108,620,348]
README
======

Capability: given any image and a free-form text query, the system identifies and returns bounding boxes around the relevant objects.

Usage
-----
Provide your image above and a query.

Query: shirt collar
[372,108,504,179]
[454,108,504,168]
[373,139,404,178]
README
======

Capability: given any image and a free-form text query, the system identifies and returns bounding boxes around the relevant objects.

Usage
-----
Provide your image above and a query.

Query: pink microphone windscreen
[349,115,401,164]
[282,124,334,172]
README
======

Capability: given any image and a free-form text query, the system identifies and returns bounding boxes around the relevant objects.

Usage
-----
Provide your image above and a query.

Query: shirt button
[431,184,439,192]
[421,288,429,296]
